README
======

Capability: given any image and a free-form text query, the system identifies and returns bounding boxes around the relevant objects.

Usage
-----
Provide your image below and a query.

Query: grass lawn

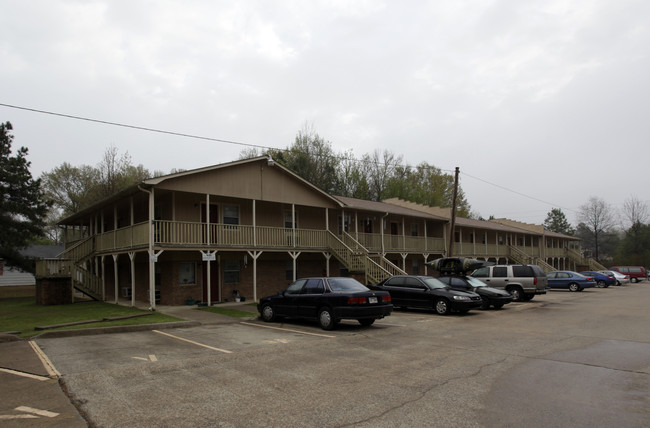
[0,297,182,338]
[198,303,258,318]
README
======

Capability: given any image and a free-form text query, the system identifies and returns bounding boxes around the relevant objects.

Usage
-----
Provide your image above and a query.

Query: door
[295,278,325,318]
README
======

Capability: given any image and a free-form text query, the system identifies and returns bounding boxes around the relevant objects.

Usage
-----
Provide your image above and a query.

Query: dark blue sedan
[547,271,597,292]
[580,271,615,288]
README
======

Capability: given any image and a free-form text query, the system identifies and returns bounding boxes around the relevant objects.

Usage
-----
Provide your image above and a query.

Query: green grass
[198,305,258,318]
[0,297,182,338]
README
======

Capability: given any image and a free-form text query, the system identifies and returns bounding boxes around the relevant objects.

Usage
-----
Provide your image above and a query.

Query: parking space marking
[152,330,233,354]
[240,321,336,338]
[15,406,59,418]
[0,368,51,381]
[28,340,60,378]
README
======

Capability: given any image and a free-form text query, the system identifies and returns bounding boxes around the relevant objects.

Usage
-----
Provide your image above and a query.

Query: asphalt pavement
[0,302,260,427]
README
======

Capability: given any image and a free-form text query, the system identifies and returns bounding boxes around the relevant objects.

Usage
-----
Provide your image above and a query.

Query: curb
[33,321,202,339]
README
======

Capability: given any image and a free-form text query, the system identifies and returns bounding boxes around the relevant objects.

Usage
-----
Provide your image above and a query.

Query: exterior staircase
[57,237,102,300]
[507,245,555,273]
[567,248,607,271]
[327,232,407,284]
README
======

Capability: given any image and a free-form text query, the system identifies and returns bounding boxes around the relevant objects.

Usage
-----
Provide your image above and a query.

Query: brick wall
[35,277,72,305]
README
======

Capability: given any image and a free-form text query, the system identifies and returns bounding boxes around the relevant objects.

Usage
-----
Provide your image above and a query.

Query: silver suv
[471,264,547,301]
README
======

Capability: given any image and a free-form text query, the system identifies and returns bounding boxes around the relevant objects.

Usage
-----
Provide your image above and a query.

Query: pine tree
[0,122,50,272]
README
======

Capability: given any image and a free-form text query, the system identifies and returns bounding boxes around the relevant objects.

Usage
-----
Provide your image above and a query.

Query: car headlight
[453,296,470,301]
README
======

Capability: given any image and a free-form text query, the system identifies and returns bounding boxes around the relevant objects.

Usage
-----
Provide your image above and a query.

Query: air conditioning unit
[122,287,132,298]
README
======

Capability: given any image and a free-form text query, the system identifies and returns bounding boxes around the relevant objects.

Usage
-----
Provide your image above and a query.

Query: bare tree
[577,196,617,260]
[622,195,649,229]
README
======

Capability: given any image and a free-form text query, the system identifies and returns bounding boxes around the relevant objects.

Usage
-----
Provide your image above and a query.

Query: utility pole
[448,167,459,257]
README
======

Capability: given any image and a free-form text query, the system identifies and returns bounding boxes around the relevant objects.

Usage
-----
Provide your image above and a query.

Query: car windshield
[420,277,449,289]
[327,277,369,292]
[465,277,488,288]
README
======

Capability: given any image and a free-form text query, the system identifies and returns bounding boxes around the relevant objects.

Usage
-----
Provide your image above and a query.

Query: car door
[295,278,325,318]
[484,266,508,289]
[275,279,306,317]
[380,277,408,306]
[401,277,430,308]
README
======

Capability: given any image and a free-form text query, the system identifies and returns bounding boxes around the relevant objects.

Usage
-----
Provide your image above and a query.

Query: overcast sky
[2,0,649,226]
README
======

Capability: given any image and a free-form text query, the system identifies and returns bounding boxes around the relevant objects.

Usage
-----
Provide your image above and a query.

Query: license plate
[368,297,378,304]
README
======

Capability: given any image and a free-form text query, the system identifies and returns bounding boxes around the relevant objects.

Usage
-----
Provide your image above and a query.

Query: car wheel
[568,283,579,292]
[318,307,337,330]
[358,319,375,326]
[632,277,638,283]
[507,286,523,302]
[260,303,276,322]
[480,299,491,310]
[493,303,504,309]
[522,294,534,301]
[434,299,450,315]
[597,280,606,288]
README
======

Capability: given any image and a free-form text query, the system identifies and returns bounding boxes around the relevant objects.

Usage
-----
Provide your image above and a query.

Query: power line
[459,170,578,214]
[1,101,575,215]
[0,102,272,151]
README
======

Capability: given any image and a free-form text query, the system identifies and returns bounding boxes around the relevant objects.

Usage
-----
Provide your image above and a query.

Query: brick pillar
[35,277,73,305]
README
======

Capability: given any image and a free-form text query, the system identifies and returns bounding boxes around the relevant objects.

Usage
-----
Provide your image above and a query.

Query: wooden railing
[354,232,446,253]
[35,259,72,278]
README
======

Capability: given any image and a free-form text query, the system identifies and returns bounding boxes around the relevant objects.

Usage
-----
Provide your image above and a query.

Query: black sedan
[436,275,513,309]
[369,275,483,315]
[258,277,393,330]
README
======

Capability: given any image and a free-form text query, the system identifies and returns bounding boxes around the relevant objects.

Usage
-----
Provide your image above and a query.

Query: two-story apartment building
[40,156,595,308]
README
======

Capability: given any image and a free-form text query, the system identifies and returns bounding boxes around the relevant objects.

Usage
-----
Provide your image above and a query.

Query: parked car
[369,275,483,315]
[258,277,393,330]
[600,270,629,286]
[546,271,596,291]
[437,275,513,309]
[471,264,548,301]
[609,266,647,283]
[580,271,615,288]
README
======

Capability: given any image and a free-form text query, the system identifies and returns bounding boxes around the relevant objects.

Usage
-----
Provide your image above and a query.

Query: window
[412,259,420,275]
[513,266,533,277]
[403,277,422,288]
[411,223,419,237]
[498,234,504,245]
[286,261,295,280]
[178,262,196,285]
[338,215,351,234]
[285,279,306,295]
[301,279,324,294]
[284,211,298,229]
[493,267,507,277]
[223,205,239,225]
[224,260,240,284]
[481,233,486,244]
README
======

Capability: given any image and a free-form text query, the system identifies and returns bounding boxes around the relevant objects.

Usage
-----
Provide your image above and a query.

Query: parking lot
[6,285,650,427]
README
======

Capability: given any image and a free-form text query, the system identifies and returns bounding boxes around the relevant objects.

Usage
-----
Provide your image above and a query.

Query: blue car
[580,271,615,288]
[547,271,597,292]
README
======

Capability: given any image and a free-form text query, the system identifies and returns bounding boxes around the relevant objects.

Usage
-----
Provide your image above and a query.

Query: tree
[617,196,650,266]
[269,126,341,194]
[41,146,154,226]
[576,197,617,260]
[544,208,574,235]
[0,122,50,272]
[384,162,471,216]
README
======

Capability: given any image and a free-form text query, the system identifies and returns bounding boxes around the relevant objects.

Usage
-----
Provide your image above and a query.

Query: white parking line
[240,322,336,338]
[152,330,233,354]
[15,406,59,418]
[0,368,51,381]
